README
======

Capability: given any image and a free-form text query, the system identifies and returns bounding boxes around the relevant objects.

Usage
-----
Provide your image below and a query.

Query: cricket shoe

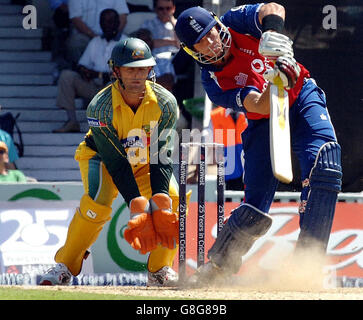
[39,263,72,286]
[187,261,227,288]
[147,266,178,287]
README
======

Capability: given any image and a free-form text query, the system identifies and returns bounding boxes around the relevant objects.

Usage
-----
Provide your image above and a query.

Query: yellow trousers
[55,150,189,275]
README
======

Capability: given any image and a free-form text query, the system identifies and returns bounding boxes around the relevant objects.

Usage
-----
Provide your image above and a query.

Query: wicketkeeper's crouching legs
[55,194,112,276]
[295,141,342,254]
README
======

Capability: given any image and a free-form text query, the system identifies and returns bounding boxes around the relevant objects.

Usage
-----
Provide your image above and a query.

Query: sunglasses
[0,150,7,155]
[157,6,173,12]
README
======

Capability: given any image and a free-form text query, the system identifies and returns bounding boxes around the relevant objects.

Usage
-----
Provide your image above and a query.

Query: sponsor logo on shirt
[120,136,145,149]
[251,57,272,74]
[251,58,265,73]
[87,117,107,127]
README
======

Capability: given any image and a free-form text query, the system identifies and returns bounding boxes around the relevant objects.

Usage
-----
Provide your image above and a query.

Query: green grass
[0,287,177,300]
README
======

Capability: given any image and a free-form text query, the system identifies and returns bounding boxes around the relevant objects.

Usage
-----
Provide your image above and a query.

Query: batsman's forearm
[259,2,285,23]
[243,85,271,115]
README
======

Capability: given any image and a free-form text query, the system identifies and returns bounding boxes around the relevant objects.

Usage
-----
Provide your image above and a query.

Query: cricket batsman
[175,3,342,283]
[39,38,187,286]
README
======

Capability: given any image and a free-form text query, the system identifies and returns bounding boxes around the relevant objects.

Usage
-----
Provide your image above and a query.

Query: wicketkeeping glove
[263,55,301,89]
[124,196,159,254]
[150,193,179,250]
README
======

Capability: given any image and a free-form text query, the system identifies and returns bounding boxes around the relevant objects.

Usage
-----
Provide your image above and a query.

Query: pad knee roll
[208,204,272,273]
[55,194,112,275]
[309,141,342,192]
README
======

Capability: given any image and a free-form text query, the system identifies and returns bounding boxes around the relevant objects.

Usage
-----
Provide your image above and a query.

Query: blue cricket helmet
[175,6,218,48]
[175,6,231,64]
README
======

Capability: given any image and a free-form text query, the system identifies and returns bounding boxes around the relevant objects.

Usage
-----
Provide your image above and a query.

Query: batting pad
[55,194,112,276]
[296,142,342,253]
[208,203,272,273]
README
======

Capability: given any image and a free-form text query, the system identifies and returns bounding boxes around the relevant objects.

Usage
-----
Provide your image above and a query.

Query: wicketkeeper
[175,3,342,284]
[40,38,190,286]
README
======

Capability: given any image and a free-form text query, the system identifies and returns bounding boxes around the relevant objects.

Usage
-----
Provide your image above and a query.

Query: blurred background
[0,0,361,192]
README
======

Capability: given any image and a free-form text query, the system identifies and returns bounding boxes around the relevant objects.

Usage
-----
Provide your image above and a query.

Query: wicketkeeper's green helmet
[108,37,156,68]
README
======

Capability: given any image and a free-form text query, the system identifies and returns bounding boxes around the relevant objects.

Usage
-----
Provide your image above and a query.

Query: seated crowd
[1,0,243,190]
[50,0,187,133]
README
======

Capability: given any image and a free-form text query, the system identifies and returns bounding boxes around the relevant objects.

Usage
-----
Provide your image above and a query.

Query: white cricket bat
[201,93,212,145]
[269,79,293,183]
[203,93,212,130]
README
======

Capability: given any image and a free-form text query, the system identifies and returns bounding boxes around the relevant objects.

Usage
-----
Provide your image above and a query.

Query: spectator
[66,0,129,66]
[141,0,179,56]
[140,0,179,91]
[130,28,175,92]
[0,142,26,182]
[48,0,70,71]
[49,0,69,24]
[0,128,19,170]
[210,107,248,191]
[53,8,127,133]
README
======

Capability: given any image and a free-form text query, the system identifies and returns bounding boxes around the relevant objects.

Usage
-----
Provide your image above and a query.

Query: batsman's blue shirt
[197,3,338,211]
[200,3,310,120]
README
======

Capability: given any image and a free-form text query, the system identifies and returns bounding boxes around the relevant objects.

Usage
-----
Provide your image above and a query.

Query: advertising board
[0,184,361,286]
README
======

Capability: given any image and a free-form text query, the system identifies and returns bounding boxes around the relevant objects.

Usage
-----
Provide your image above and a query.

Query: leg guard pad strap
[228,204,273,239]
[208,204,272,273]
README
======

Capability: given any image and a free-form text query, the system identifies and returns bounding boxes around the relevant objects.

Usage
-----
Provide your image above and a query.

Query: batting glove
[258,31,294,60]
[263,55,301,89]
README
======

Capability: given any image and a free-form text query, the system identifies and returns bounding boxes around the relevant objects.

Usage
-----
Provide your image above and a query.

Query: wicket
[178,142,225,281]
